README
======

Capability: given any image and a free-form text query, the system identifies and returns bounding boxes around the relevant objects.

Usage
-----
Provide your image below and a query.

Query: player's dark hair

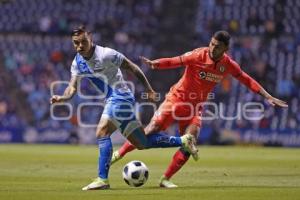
[71,25,91,36]
[213,30,231,46]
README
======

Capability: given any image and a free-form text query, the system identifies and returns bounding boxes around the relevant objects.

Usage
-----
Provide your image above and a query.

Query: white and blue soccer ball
[122,160,149,187]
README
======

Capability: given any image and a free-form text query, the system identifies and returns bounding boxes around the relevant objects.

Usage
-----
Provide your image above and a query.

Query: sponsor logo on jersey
[199,71,223,83]
[199,71,207,79]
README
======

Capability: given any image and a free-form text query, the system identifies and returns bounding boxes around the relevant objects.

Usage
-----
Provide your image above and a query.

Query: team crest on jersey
[219,65,225,73]
[78,62,90,73]
[76,54,91,74]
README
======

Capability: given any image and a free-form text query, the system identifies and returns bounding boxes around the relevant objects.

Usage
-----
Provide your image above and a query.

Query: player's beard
[210,50,223,61]
[209,50,216,60]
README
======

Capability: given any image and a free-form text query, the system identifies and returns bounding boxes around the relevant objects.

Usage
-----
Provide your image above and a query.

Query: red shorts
[151,98,202,135]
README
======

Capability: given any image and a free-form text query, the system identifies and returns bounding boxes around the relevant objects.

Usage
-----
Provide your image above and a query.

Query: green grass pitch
[0,144,300,200]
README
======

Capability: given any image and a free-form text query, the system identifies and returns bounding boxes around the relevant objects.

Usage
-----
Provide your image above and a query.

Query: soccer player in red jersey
[111,31,288,188]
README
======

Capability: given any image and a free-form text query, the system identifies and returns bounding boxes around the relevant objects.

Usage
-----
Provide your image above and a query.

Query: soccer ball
[122,160,149,187]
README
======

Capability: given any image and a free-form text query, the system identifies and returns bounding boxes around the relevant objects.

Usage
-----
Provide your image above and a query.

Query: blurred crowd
[195,0,300,133]
[0,0,299,142]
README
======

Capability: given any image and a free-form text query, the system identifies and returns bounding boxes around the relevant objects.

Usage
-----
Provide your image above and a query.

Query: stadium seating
[0,0,299,144]
[194,0,300,133]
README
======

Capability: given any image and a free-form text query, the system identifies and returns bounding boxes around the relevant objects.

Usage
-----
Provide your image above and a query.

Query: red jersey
[155,47,261,105]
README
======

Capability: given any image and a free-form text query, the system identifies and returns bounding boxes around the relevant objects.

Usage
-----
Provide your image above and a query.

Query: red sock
[118,140,136,157]
[164,148,190,179]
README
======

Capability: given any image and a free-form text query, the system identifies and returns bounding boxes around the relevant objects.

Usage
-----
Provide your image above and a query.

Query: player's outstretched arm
[229,60,288,108]
[258,87,288,108]
[140,55,184,70]
[233,70,288,108]
[140,56,159,69]
[50,76,78,104]
[121,57,157,102]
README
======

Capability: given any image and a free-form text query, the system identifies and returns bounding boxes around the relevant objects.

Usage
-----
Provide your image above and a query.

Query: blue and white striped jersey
[70,45,133,100]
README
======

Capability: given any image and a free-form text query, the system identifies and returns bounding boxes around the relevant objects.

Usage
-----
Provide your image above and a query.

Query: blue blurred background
[0,0,299,146]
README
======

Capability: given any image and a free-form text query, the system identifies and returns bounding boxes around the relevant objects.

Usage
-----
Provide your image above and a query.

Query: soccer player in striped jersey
[111,30,288,188]
[50,26,197,190]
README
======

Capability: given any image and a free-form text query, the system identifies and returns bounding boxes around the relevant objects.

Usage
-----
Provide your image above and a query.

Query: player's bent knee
[96,118,117,138]
[96,127,112,138]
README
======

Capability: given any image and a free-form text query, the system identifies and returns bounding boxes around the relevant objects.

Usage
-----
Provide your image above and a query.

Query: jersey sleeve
[180,49,200,65]
[103,48,125,68]
[228,59,261,93]
[70,58,79,76]
[154,56,183,69]
[155,48,200,69]
[228,59,243,77]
